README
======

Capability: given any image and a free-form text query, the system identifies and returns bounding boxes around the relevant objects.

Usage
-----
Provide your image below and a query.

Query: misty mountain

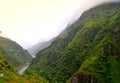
[28,24,72,57]
[28,39,55,57]
[28,2,120,83]
[0,35,33,67]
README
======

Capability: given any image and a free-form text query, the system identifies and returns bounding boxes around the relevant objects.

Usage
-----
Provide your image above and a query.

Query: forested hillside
[0,46,48,83]
[29,2,120,83]
[0,36,49,82]
[0,36,33,67]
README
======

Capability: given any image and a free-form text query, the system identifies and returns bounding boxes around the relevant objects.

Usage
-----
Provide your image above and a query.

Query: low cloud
[0,0,119,49]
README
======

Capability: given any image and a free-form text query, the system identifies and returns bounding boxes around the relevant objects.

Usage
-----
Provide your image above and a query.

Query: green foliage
[0,37,33,68]
[0,46,48,83]
[29,2,120,83]
[0,36,48,82]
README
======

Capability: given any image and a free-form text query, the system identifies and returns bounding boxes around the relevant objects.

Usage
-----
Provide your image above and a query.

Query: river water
[17,63,30,75]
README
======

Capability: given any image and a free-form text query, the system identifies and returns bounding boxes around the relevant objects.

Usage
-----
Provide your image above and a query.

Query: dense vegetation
[0,36,33,67]
[29,2,120,83]
[0,37,48,83]
[0,46,48,83]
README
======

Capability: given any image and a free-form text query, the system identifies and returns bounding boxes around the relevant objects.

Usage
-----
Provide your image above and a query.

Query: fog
[0,0,119,49]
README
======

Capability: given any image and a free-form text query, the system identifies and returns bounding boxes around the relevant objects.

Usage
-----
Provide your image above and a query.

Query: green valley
[0,46,48,83]
[0,1,120,83]
[0,36,48,83]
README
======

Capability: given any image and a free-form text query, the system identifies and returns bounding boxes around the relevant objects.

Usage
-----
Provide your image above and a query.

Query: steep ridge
[29,2,120,83]
[0,36,33,67]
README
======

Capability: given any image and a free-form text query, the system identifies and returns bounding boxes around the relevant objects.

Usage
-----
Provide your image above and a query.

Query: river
[17,63,30,75]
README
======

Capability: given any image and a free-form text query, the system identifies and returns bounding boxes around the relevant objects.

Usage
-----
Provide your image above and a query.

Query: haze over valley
[0,0,119,49]
[0,0,120,83]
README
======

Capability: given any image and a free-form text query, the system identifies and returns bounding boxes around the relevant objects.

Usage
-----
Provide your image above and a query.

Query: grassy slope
[29,2,120,83]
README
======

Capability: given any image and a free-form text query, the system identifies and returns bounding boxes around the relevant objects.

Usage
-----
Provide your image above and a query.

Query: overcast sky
[0,0,119,49]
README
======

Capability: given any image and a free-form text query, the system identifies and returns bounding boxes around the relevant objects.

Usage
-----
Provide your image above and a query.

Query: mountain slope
[29,2,120,83]
[0,36,33,67]
[0,46,48,83]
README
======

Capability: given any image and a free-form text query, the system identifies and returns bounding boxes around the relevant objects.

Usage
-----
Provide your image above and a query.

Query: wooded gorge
[0,2,120,83]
